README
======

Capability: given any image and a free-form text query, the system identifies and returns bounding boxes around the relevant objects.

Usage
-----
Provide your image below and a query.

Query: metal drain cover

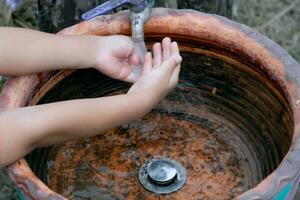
[138,157,187,194]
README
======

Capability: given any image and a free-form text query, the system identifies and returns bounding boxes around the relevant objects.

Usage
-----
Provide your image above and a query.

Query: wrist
[61,35,101,70]
[75,35,101,69]
[127,91,162,112]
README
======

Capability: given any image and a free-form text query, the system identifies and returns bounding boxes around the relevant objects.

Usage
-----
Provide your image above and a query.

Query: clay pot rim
[1,8,300,200]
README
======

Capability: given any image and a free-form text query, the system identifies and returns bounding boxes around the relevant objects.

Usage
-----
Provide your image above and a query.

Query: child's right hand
[128,37,182,104]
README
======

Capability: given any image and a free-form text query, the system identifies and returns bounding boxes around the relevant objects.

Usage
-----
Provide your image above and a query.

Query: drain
[138,157,187,194]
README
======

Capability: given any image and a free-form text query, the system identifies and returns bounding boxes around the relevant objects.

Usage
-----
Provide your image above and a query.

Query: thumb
[129,53,140,66]
[115,46,131,58]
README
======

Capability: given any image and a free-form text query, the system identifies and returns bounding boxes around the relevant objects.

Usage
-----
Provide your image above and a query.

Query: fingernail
[163,37,171,43]
[154,43,161,48]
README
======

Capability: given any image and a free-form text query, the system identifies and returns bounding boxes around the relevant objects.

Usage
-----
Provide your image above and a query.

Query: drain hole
[139,157,187,194]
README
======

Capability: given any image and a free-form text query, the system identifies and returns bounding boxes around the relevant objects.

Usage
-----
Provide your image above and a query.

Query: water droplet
[131,41,147,80]
[212,87,217,94]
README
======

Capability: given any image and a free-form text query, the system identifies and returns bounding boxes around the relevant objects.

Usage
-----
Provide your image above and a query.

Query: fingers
[162,55,182,76]
[170,41,180,57]
[127,52,150,83]
[162,37,171,61]
[150,38,179,70]
[114,36,133,58]
[170,62,182,86]
[124,65,137,83]
[142,52,153,76]
[153,43,162,68]
[139,38,181,83]
[129,54,140,66]
[161,39,181,74]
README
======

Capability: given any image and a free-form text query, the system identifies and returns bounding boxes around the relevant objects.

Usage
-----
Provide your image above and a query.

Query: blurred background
[0,0,299,199]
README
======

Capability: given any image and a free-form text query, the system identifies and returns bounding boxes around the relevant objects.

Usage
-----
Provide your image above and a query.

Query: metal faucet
[82,0,154,42]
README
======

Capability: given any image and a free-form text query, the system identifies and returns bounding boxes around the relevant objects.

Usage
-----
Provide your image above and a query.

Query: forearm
[0,93,154,166]
[35,94,154,145]
[0,27,96,75]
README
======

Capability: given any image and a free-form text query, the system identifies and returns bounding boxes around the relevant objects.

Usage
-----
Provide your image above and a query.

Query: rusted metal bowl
[1,8,300,200]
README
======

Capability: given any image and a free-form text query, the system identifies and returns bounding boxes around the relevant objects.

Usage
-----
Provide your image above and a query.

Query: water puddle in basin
[47,113,247,200]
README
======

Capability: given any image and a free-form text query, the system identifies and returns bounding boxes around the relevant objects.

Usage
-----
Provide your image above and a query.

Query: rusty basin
[1,8,300,200]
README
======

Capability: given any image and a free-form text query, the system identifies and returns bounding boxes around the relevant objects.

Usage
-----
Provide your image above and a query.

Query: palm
[101,51,140,83]
[94,35,141,83]
[128,38,182,95]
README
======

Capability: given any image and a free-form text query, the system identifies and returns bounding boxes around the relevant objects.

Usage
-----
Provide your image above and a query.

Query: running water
[132,40,147,81]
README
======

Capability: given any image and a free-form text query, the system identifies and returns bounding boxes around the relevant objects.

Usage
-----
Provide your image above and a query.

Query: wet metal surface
[25,49,292,199]
[42,115,248,199]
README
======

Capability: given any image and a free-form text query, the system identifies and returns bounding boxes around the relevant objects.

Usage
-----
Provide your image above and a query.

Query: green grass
[232,0,300,62]
[0,168,17,200]
[0,0,36,28]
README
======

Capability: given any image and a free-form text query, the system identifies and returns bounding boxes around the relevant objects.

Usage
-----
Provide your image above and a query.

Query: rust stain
[47,115,247,200]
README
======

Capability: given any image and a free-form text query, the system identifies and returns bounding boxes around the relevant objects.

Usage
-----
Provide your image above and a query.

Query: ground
[0,0,300,199]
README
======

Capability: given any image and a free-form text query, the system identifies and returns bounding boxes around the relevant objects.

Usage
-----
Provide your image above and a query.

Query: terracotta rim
[1,8,300,200]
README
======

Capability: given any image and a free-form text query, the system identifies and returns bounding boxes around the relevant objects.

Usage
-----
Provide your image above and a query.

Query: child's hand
[92,35,141,83]
[128,37,182,103]
[0,28,142,77]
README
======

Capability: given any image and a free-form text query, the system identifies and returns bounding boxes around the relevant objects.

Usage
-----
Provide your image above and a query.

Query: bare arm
[0,37,182,167]
[0,93,155,166]
[0,27,95,75]
[0,27,140,81]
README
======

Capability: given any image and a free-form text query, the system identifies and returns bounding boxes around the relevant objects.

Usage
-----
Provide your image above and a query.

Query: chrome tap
[82,0,154,42]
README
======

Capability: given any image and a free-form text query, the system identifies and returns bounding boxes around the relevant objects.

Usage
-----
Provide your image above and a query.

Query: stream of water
[132,41,147,80]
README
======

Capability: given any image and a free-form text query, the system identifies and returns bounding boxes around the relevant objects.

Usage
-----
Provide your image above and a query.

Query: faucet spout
[130,6,150,42]
[82,0,154,38]
[81,0,153,20]
[82,0,154,42]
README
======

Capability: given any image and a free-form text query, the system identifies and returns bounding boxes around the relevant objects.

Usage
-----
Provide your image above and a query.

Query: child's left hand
[91,35,141,83]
